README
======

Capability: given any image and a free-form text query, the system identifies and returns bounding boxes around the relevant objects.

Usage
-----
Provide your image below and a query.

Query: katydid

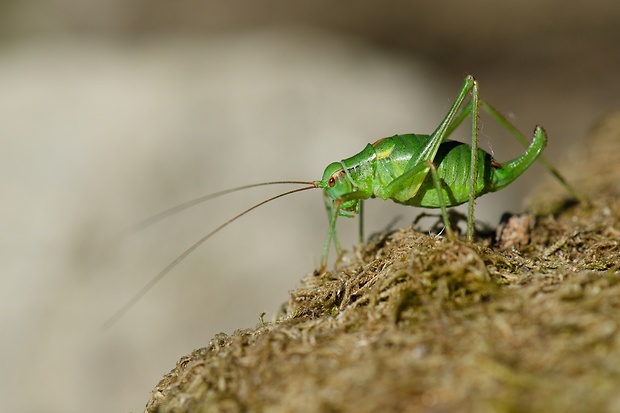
[104,75,583,327]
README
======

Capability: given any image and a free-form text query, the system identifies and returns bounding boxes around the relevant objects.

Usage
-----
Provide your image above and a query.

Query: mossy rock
[145,110,620,413]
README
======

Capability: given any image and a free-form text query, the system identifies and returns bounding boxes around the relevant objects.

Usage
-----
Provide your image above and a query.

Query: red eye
[328,177,336,187]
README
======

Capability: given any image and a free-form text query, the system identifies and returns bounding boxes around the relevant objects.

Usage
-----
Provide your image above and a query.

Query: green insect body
[105,75,584,327]
[320,132,544,212]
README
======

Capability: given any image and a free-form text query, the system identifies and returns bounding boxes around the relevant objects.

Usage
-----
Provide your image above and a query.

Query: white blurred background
[1,2,619,412]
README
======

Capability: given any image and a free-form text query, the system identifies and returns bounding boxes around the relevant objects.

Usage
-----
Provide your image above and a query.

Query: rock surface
[145,111,620,413]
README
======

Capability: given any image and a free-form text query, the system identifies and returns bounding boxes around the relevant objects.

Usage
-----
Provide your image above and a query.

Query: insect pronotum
[104,75,584,327]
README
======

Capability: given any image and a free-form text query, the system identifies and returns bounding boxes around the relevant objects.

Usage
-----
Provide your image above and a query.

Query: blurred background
[1,1,619,412]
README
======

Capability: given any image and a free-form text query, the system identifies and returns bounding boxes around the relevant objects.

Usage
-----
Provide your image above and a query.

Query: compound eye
[328,176,336,187]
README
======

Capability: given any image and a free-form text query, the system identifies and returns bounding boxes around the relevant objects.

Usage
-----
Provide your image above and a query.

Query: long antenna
[104,183,318,328]
[124,181,316,234]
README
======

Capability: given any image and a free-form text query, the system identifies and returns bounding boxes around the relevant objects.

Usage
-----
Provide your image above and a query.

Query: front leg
[319,193,342,274]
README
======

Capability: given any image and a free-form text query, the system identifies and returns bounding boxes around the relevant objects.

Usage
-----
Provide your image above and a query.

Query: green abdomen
[373,134,494,208]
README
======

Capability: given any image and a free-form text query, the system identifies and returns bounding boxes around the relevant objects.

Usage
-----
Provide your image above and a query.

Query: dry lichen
[145,110,620,413]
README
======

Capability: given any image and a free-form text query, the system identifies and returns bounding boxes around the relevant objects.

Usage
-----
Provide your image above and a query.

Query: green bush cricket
[104,75,583,327]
